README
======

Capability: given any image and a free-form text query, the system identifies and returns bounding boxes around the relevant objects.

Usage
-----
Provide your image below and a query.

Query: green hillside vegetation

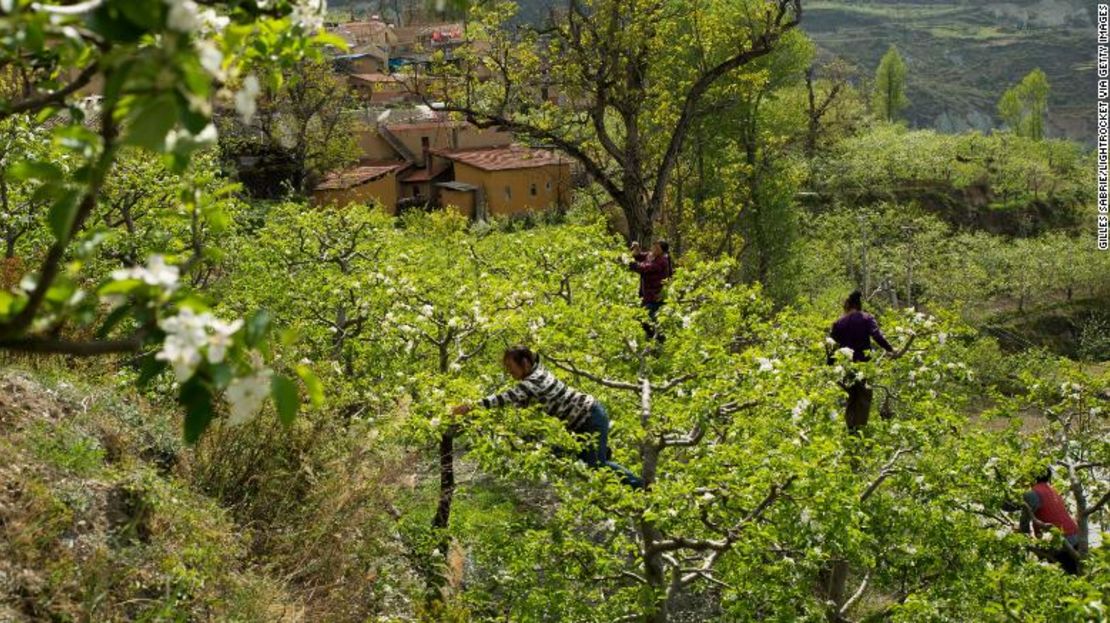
[0,1,1107,622]
[0,366,296,621]
[801,1,1092,139]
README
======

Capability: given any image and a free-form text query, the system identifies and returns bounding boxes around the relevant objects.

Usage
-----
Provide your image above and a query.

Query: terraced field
[801,1,1094,141]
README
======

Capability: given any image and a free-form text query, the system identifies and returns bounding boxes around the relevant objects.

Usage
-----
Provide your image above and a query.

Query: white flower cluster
[112,255,180,292]
[1060,382,1084,401]
[291,0,326,31]
[226,369,273,426]
[791,398,811,423]
[756,357,778,373]
[156,308,243,381]
[235,75,261,124]
[165,0,201,33]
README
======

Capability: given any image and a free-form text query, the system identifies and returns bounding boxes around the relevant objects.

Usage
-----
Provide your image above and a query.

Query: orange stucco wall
[312,174,400,214]
[451,162,570,217]
[439,188,476,218]
[354,123,513,163]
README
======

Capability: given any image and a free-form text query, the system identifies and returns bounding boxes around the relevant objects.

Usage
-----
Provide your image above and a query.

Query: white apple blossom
[420,304,434,318]
[112,255,180,292]
[791,398,810,422]
[206,318,243,364]
[196,40,224,78]
[157,334,204,382]
[291,0,326,31]
[165,0,201,32]
[757,357,775,372]
[158,307,211,380]
[226,369,273,426]
[234,74,261,124]
[198,7,230,32]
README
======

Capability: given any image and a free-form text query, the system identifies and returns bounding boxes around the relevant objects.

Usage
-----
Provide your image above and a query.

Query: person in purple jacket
[628,239,673,341]
[827,291,897,432]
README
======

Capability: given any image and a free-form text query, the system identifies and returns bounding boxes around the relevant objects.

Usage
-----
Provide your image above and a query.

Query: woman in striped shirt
[452,346,643,489]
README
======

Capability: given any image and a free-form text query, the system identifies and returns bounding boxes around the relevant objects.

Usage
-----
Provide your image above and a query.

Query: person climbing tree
[628,239,673,341]
[827,290,897,433]
[1017,469,1081,575]
[452,346,644,489]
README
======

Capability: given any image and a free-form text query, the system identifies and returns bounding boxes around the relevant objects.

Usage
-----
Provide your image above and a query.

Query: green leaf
[209,363,233,391]
[8,160,62,182]
[295,364,325,408]
[0,292,14,318]
[244,309,271,348]
[45,280,76,304]
[312,31,350,51]
[98,278,143,296]
[89,3,146,42]
[124,95,178,151]
[35,106,60,125]
[271,374,298,426]
[116,0,163,30]
[48,190,81,241]
[181,376,213,445]
[137,355,168,388]
[95,303,133,339]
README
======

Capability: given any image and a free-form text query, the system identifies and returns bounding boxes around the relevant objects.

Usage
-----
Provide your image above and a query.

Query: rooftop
[315,162,408,191]
[437,181,478,191]
[434,145,567,172]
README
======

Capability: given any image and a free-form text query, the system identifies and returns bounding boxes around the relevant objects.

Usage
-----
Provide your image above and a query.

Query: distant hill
[801,1,1094,142]
[329,0,1095,142]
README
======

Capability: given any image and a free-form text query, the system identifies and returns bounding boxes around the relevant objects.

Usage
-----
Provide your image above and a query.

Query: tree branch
[0,333,145,356]
[860,446,913,502]
[543,353,640,391]
[0,61,99,121]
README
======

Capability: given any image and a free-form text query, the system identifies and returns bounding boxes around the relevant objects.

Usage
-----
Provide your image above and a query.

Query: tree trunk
[428,340,457,603]
[821,560,850,622]
[623,193,655,245]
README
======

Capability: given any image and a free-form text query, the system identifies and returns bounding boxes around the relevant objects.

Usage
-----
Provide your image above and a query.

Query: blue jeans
[574,403,644,489]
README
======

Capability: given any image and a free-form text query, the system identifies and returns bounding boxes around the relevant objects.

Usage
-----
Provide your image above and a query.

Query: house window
[421,136,430,151]
[505,186,512,200]
[546,180,552,191]
[530,182,537,196]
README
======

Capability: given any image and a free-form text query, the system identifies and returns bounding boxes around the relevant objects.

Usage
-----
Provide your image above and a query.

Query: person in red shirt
[628,239,673,341]
[1019,469,1080,575]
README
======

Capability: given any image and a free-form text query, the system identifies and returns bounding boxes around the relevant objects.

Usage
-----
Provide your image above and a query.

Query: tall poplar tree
[871,44,909,123]
[998,68,1050,141]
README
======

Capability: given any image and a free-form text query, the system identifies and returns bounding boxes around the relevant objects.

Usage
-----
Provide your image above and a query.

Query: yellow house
[347,73,414,104]
[312,163,409,213]
[435,146,571,218]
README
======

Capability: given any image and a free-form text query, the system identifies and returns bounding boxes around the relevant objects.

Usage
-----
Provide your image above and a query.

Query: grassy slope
[801,1,1094,141]
[0,364,300,622]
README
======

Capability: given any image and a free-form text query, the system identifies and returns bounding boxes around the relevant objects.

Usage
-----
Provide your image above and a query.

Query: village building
[312,162,410,212]
[313,108,573,217]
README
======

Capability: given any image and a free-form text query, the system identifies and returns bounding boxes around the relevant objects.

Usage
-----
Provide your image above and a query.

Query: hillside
[0,367,301,621]
[479,0,1095,141]
[802,1,1094,141]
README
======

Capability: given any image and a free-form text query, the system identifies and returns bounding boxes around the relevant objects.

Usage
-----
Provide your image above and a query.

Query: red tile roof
[434,145,567,171]
[316,163,406,191]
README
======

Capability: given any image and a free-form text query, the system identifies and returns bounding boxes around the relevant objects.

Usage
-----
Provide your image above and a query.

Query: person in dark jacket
[452,346,644,489]
[629,240,672,341]
[1017,469,1081,575]
[827,291,897,432]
